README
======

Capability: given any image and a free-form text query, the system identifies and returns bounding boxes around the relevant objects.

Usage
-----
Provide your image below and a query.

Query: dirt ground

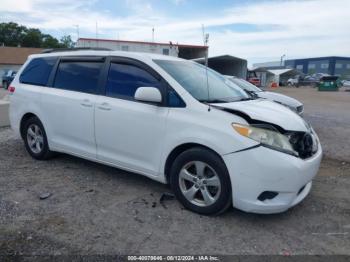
[0,87,349,256]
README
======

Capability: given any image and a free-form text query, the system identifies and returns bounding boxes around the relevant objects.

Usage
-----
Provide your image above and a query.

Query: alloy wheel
[26,124,44,154]
[179,161,221,207]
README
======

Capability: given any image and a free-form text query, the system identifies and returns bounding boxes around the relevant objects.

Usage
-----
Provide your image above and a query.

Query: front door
[95,59,169,176]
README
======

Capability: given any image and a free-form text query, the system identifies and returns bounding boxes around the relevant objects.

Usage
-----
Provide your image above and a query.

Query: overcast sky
[1,0,349,65]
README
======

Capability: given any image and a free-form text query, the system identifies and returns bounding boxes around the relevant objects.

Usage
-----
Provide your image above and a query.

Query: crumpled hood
[213,99,308,132]
[258,91,302,108]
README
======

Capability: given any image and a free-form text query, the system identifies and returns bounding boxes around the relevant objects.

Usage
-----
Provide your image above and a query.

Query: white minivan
[9,50,322,215]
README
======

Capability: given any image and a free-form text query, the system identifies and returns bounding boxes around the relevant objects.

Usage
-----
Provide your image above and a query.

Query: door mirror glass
[134,87,162,103]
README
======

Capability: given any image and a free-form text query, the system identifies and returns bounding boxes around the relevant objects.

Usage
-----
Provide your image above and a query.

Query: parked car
[9,50,322,215]
[342,79,350,91]
[227,76,304,115]
[247,70,261,86]
[247,77,260,87]
[341,79,350,87]
[2,70,17,89]
[287,77,299,86]
[288,73,329,87]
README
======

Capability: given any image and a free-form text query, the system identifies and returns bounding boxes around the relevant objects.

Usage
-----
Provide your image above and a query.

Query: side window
[53,61,103,94]
[168,89,185,107]
[106,63,162,100]
[20,57,57,86]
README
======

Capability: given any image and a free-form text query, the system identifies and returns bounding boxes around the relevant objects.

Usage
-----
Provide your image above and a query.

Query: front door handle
[81,99,93,107]
[98,102,111,111]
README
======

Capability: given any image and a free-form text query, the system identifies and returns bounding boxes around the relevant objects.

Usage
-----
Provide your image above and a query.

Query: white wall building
[77,38,208,60]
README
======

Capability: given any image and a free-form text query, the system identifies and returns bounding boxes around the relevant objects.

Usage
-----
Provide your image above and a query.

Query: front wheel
[170,147,232,215]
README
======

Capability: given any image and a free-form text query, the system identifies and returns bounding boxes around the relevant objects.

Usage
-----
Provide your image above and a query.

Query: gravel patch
[0,127,349,255]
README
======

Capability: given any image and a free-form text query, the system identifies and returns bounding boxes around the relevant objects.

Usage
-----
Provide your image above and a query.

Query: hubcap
[179,161,221,207]
[26,124,44,154]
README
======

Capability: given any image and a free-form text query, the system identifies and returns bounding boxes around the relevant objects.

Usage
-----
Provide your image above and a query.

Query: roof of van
[28,50,185,62]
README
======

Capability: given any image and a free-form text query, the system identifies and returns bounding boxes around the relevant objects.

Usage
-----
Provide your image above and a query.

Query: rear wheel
[23,117,54,160]
[2,81,8,90]
[170,147,232,215]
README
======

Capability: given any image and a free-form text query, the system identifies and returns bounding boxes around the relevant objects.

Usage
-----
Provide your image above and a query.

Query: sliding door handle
[80,99,93,107]
[98,102,111,111]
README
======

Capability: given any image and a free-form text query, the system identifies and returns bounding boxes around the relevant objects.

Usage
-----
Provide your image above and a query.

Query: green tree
[59,35,75,48]
[21,28,43,47]
[0,22,76,49]
[0,22,26,46]
[42,34,61,48]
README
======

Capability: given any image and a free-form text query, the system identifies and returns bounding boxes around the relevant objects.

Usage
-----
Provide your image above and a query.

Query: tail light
[8,86,15,94]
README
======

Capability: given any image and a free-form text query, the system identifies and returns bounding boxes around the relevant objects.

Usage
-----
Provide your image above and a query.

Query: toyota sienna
[9,50,322,215]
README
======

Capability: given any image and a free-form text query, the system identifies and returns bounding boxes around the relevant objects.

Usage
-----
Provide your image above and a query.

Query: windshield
[154,60,249,103]
[229,77,262,92]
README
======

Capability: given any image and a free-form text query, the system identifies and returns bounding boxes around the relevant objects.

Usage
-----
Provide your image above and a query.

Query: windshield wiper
[244,90,259,99]
[199,99,228,103]
[235,97,252,101]
[199,97,253,103]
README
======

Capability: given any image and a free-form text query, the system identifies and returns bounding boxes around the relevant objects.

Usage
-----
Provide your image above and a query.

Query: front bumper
[223,144,322,214]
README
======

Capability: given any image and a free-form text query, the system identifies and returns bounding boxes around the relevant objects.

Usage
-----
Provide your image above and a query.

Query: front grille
[288,132,318,159]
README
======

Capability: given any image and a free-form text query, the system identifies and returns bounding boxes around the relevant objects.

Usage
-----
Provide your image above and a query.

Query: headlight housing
[232,123,298,156]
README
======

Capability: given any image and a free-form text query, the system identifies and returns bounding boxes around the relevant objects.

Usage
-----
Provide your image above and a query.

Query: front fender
[159,107,258,176]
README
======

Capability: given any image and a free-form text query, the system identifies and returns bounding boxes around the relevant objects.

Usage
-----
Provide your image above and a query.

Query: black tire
[23,116,54,160]
[170,147,232,215]
[2,81,8,90]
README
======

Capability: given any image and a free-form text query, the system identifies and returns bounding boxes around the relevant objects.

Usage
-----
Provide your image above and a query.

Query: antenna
[202,24,210,111]
[280,54,286,66]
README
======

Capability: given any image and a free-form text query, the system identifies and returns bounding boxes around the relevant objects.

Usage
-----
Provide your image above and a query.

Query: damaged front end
[286,130,319,159]
[217,106,319,159]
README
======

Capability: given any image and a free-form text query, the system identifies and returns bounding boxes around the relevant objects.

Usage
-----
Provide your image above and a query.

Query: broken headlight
[232,123,298,156]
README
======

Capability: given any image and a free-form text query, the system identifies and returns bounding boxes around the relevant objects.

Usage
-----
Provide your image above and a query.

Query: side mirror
[134,87,162,104]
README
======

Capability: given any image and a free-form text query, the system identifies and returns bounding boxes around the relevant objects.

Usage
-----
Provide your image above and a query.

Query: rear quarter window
[20,57,57,86]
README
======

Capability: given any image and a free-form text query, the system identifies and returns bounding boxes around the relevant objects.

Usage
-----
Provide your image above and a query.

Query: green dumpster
[318,76,339,91]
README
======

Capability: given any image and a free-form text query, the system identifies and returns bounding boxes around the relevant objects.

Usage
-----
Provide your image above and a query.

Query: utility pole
[152,27,155,42]
[74,25,79,47]
[96,22,98,47]
[74,25,79,40]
